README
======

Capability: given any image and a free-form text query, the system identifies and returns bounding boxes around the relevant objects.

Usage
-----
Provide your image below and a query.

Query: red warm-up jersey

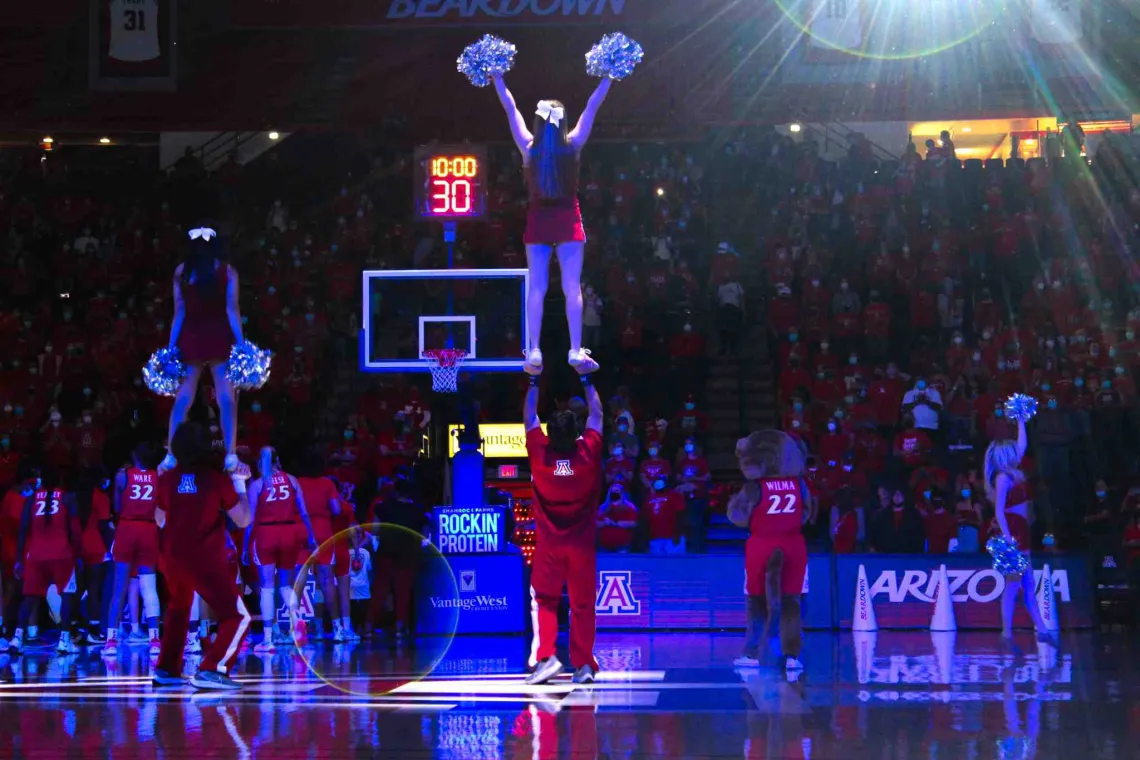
[25,488,76,561]
[255,471,300,525]
[156,467,239,560]
[120,467,158,521]
[298,476,338,531]
[747,478,808,540]
[526,427,603,542]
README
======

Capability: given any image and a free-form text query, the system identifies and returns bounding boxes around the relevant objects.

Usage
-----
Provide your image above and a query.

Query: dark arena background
[1,0,1140,758]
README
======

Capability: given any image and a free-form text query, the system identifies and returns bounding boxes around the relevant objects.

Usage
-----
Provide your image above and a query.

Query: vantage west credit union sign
[233,0,714,28]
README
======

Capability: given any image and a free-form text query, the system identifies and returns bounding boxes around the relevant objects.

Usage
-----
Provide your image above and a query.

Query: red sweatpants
[158,549,252,676]
[529,539,598,671]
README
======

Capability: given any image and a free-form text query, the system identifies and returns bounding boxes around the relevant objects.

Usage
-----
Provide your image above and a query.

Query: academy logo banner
[596,555,832,630]
[835,554,1094,629]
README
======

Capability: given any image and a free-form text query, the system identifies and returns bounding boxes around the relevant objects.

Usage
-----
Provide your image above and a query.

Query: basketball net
[422,348,467,393]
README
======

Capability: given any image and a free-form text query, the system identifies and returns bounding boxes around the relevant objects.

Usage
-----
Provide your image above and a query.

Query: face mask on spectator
[997,360,1007,371]
[612,447,624,457]
[789,332,798,343]
[840,281,849,292]
[1076,377,1085,387]
[994,406,1003,418]
[827,422,837,433]
[793,401,803,412]
[1053,280,1062,289]
[820,342,829,352]
[344,430,354,440]
[1129,331,1136,341]
[1103,380,1112,389]
[684,443,695,454]
[961,488,970,498]
[915,380,926,391]
[648,447,658,457]
[1048,398,1058,409]
[653,479,666,491]
[849,356,858,365]
[1097,490,1106,499]
[252,403,262,413]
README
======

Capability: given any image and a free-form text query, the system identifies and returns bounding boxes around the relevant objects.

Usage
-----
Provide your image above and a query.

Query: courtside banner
[233,0,746,29]
[418,552,526,635]
[836,554,1095,629]
[432,506,509,554]
[595,554,833,630]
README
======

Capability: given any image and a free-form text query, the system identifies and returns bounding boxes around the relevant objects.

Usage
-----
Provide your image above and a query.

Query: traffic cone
[853,630,877,684]
[1035,563,1060,632]
[853,564,878,631]
[929,564,957,632]
[930,631,956,685]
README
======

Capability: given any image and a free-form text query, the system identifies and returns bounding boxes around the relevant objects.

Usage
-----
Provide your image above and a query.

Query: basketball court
[0,630,1129,758]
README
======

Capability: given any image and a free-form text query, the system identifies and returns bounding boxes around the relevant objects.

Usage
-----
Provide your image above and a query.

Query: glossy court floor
[0,630,1135,759]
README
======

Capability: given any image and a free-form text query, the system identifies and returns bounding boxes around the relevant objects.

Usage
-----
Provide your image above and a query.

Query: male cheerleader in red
[11,470,82,655]
[296,449,357,642]
[728,431,813,673]
[153,422,253,690]
[524,360,603,685]
[245,447,317,651]
[104,443,162,656]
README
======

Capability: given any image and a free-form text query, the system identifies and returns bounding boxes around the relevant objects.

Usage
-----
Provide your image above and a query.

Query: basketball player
[152,422,253,690]
[492,72,613,374]
[523,360,603,685]
[296,449,357,642]
[75,468,113,646]
[11,469,81,655]
[727,431,814,673]
[245,447,317,651]
[160,224,244,475]
[104,443,163,657]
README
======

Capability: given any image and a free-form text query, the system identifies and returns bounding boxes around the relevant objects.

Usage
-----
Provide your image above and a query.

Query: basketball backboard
[360,268,529,373]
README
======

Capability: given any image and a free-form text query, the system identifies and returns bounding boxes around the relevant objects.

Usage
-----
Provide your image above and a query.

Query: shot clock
[414,144,487,220]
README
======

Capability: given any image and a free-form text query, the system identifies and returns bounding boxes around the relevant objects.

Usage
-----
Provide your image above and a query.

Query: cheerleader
[984,417,1057,644]
[491,72,611,374]
[160,224,243,473]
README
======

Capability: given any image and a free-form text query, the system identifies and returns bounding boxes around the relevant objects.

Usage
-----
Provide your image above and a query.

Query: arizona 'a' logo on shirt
[553,460,573,476]
[177,474,197,494]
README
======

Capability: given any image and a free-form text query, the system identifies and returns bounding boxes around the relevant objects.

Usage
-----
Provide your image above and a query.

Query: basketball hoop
[422,348,468,393]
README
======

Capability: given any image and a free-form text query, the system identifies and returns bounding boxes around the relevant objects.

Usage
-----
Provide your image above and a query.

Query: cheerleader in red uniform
[491,73,611,374]
[985,416,1055,643]
[161,224,244,473]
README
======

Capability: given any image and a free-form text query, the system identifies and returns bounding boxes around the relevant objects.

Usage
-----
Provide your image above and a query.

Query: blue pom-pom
[143,347,188,397]
[585,32,644,80]
[225,340,273,391]
[1004,393,1038,423]
[457,34,517,88]
[986,534,1030,576]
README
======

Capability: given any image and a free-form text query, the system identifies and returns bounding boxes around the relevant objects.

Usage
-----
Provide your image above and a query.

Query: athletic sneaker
[568,348,599,374]
[158,453,178,473]
[153,668,186,687]
[86,630,106,645]
[149,636,162,656]
[344,626,361,643]
[524,348,544,373]
[571,665,596,684]
[733,655,761,668]
[1036,631,1060,647]
[525,657,563,686]
[8,631,22,655]
[293,619,308,645]
[0,637,6,651]
[185,634,202,655]
[253,637,276,654]
[190,670,242,691]
[102,637,119,657]
[223,454,239,472]
[785,656,804,671]
[332,624,348,644]
[57,634,80,655]
[128,631,149,645]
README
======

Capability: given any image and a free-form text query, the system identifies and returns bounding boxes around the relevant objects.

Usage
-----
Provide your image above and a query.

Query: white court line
[0,688,456,710]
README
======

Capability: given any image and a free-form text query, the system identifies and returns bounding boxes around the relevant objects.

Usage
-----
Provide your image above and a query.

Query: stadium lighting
[99,137,111,144]
[42,136,53,144]
[789,123,802,133]
[268,131,280,140]
[961,127,972,133]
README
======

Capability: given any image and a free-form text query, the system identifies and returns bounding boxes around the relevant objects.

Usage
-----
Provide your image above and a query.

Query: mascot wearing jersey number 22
[727,430,813,674]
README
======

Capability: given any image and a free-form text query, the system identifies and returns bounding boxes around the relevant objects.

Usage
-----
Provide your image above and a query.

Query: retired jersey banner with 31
[835,554,1094,630]
[89,0,177,91]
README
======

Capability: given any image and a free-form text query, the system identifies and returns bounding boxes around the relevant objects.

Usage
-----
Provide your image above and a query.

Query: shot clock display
[414,144,487,220]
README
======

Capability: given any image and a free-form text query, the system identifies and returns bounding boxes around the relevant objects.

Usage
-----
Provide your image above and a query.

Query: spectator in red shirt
[923,492,959,553]
[597,485,638,553]
[830,487,863,554]
[641,477,686,554]
[638,444,671,491]
[603,443,635,487]
[675,438,711,552]
[868,364,906,428]
[817,419,850,464]
[894,415,932,468]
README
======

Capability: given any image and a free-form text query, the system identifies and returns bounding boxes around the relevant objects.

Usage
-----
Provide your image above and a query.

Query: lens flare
[288,523,458,697]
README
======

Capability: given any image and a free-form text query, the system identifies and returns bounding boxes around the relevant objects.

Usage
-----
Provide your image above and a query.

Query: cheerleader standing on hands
[492,72,610,373]
[984,414,1056,644]
[161,225,243,473]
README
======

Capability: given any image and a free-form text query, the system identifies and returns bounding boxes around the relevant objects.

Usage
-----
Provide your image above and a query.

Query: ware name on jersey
[121,468,158,521]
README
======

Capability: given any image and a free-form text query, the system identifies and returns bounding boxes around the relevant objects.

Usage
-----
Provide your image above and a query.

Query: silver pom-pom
[585,32,644,80]
[225,340,273,391]
[986,534,1030,576]
[457,34,517,88]
[1004,393,1038,423]
[143,347,188,397]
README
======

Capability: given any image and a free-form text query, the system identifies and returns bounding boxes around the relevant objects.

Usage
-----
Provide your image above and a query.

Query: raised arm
[492,74,534,156]
[1015,418,1027,462]
[168,271,185,349]
[568,78,612,151]
[226,266,244,343]
[583,379,603,434]
[524,380,541,432]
